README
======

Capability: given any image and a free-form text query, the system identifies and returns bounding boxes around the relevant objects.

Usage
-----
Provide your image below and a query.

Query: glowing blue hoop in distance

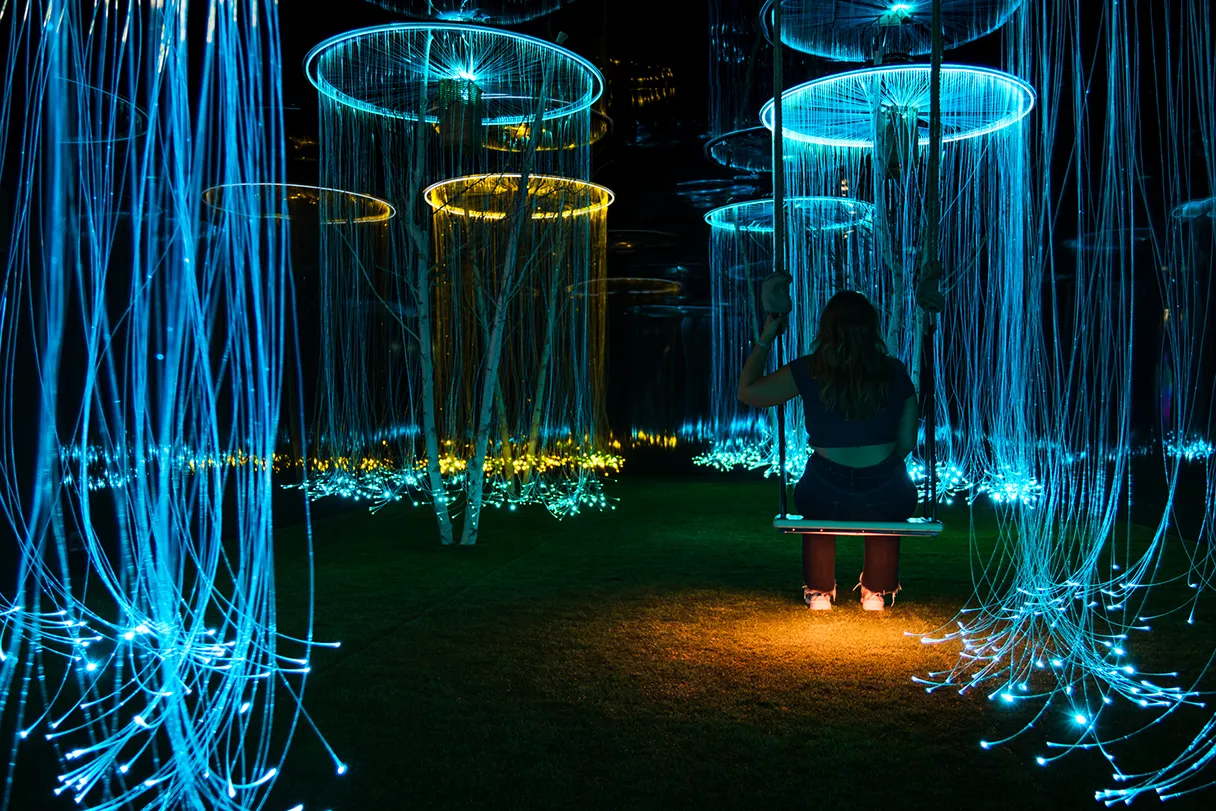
[760,0,1024,62]
[704,126,774,172]
[705,196,875,233]
[305,24,604,126]
[202,183,396,224]
[760,64,1035,148]
[363,1,577,24]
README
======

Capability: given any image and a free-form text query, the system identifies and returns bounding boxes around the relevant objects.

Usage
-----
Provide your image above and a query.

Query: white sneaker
[803,585,834,611]
[860,584,885,611]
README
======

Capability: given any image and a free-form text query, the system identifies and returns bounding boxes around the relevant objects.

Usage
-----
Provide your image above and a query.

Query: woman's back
[790,354,916,467]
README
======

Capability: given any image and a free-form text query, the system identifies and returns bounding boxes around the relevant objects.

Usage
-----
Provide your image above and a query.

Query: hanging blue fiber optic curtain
[701,197,875,474]
[0,1,336,808]
[763,64,1035,502]
[757,0,1035,503]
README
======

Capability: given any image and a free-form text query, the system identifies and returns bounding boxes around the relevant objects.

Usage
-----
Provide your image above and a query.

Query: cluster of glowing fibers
[296,463,617,518]
[761,0,1024,62]
[760,65,1035,147]
[424,174,614,220]
[202,184,396,224]
[309,27,609,546]
[425,167,616,538]
[305,24,603,125]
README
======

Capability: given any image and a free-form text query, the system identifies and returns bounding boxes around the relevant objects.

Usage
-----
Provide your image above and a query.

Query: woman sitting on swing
[737,291,919,612]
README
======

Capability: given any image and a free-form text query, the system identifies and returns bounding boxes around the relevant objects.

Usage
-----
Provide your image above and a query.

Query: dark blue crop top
[789,355,916,448]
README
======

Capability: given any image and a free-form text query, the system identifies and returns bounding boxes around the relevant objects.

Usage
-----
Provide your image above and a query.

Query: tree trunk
[460,64,553,545]
[411,32,454,545]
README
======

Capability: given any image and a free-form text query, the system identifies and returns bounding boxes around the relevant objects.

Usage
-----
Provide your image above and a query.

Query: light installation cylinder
[761,64,1036,495]
[304,24,605,506]
[425,174,614,504]
[703,197,876,474]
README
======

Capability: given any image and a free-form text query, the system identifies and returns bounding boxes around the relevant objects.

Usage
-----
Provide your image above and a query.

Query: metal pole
[772,0,788,518]
[924,0,943,521]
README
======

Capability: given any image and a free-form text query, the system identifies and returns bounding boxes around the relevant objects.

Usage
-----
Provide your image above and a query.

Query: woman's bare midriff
[812,442,897,468]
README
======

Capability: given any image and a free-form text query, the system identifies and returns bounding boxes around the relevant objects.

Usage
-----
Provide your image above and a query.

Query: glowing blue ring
[705,196,875,233]
[703,127,774,172]
[304,23,604,125]
[760,64,1035,148]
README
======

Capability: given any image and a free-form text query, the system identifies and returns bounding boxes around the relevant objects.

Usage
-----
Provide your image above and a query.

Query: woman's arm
[738,315,799,407]
[895,394,919,458]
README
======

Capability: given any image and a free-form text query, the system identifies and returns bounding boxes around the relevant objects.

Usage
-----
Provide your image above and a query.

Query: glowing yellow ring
[424,174,614,221]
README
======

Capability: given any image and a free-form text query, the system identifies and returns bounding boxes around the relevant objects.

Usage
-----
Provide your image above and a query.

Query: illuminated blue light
[760,65,1035,148]
[704,196,874,232]
[1161,433,1215,462]
[304,24,604,125]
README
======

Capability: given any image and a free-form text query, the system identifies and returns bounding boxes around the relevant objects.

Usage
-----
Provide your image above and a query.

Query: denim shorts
[793,453,918,521]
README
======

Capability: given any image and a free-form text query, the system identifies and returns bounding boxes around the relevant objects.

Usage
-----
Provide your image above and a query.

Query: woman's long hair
[806,291,891,420]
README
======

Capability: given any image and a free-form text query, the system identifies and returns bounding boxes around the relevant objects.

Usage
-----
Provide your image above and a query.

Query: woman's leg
[861,536,900,593]
[856,462,915,595]
[803,535,837,593]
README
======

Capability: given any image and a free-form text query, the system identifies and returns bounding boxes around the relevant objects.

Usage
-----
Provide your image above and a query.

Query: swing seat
[774,516,944,537]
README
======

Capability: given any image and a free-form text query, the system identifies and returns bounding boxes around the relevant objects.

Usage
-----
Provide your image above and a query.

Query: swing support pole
[922,0,943,522]
[772,0,788,519]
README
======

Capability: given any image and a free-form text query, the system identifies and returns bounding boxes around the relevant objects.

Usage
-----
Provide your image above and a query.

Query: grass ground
[260,475,1216,811]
